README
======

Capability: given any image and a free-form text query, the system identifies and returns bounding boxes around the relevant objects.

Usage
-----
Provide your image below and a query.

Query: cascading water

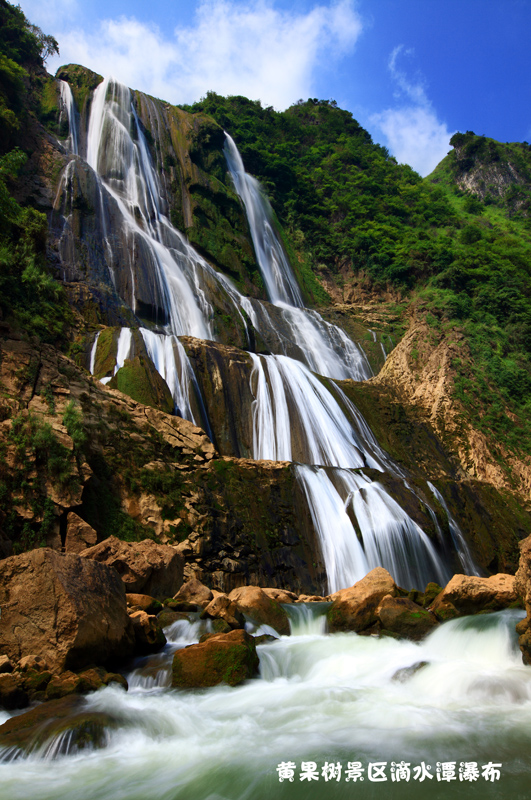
[2,610,530,799]
[57,74,471,592]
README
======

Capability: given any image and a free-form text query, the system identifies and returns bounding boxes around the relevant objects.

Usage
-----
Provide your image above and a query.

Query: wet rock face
[0,548,134,673]
[172,629,259,689]
[81,536,184,600]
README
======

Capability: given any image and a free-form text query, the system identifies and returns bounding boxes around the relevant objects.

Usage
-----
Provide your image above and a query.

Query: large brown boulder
[172,629,259,689]
[377,595,438,640]
[129,610,167,655]
[0,548,134,673]
[327,568,398,633]
[201,593,244,629]
[81,536,183,599]
[173,578,213,608]
[228,586,290,635]
[64,512,98,554]
[431,574,518,620]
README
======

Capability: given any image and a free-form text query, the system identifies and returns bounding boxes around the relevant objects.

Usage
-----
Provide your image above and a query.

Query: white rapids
[1,611,530,799]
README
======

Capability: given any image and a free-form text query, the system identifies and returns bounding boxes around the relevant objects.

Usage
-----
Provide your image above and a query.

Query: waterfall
[428,481,480,575]
[224,133,304,307]
[58,80,79,155]
[57,75,473,592]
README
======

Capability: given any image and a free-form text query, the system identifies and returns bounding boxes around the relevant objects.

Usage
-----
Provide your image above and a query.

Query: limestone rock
[0,548,134,673]
[431,573,518,618]
[377,595,438,640]
[81,536,184,599]
[126,594,163,615]
[262,588,298,604]
[327,568,398,633]
[201,593,244,629]
[64,512,98,554]
[0,673,28,710]
[129,610,167,655]
[0,656,13,674]
[173,578,213,608]
[172,629,259,689]
[0,694,117,755]
[228,585,290,635]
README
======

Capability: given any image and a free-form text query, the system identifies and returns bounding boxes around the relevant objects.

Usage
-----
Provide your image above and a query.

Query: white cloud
[371,45,454,176]
[39,0,362,110]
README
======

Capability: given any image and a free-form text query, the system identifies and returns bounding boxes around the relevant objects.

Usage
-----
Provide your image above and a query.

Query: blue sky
[18,0,531,176]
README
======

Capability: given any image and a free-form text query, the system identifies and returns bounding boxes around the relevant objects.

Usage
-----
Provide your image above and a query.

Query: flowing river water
[1,608,531,799]
[7,75,527,798]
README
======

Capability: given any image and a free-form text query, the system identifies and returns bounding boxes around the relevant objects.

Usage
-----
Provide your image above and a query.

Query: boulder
[81,536,184,600]
[173,578,213,608]
[129,610,167,654]
[327,568,398,633]
[0,695,117,755]
[431,574,518,620]
[201,593,244,629]
[261,588,298,604]
[376,595,438,640]
[64,512,98,554]
[172,629,259,689]
[0,548,134,673]
[126,594,163,615]
[0,656,13,674]
[0,673,28,710]
[228,586,290,635]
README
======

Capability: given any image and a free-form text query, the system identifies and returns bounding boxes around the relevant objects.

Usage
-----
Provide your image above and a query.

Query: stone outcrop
[327,568,398,633]
[0,548,134,673]
[81,537,184,600]
[228,585,290,635]
[172,629,259,689]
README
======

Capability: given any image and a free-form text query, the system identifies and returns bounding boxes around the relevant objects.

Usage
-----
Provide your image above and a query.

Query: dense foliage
[0,2,67,342]
[183,95,531,456]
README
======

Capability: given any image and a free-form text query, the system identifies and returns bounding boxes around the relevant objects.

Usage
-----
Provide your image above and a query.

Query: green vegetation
[0,412,76,552]
[183,95,531,458]
[0,148,71,342]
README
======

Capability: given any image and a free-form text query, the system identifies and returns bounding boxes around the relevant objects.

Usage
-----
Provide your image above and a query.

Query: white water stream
[1,610,530,799]
[58,75,476,591]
